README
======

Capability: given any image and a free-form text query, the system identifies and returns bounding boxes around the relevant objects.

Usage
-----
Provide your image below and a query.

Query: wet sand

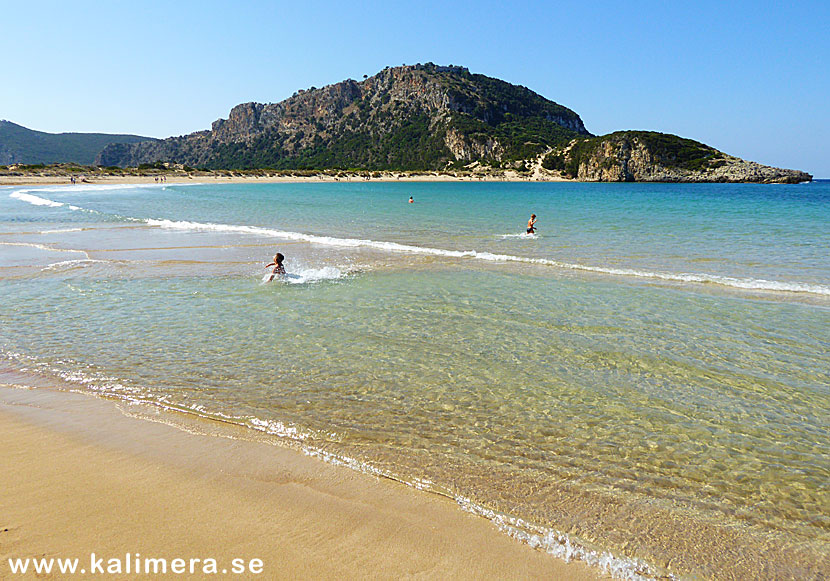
[0,383,602,580]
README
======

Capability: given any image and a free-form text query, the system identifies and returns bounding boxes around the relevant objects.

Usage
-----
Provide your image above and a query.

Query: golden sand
[0,384,601,579]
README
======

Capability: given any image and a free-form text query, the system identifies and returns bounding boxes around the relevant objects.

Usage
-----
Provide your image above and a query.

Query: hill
[541,131,811,183]
[95,64,810,183]
[96,64,589,171]
[0,121,154,165]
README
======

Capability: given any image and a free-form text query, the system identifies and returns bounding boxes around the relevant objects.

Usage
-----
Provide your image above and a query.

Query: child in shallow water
[265,252,286,281]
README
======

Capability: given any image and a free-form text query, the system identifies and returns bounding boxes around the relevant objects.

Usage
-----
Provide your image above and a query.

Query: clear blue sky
[2,0,828,176]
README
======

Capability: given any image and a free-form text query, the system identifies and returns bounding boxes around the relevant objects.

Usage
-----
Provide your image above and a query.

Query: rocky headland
[38,63,811,183]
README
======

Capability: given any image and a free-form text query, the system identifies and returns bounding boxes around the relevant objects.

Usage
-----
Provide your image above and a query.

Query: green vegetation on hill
[203,110,582,171]
[430,66,578,128]
[0,120,154,165]
[203,103,583,171]
[545,131,725,178]
[208,116,454,171]
[97,64,589,171]
[447,114,580,163]
[541,152,565,172]
[624,131,722,170]
[88,64,808,182]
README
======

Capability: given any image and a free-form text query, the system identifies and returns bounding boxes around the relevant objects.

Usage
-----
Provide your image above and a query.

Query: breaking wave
[10,191,66,207]
[9,188,829,296]
[148,218,830,296]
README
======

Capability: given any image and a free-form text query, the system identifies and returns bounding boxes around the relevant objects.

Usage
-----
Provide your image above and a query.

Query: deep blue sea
[1,180,828,579]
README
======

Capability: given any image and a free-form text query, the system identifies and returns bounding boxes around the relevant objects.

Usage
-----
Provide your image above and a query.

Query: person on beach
[265,252,286,281]
[527,214,537,234]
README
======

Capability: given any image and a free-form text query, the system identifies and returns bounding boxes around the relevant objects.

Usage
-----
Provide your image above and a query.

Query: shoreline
[0,172,815,187]
[0,179,824,578]
[0,170,566,187]
[0,379,603,580]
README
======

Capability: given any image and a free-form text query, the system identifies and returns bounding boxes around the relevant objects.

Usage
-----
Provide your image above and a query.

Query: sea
[1,179,828,579]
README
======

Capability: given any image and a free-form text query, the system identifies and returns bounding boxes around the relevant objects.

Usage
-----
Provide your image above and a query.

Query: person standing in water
[265,252,286,281]
[409,196,414,203]
[527,214,537,234]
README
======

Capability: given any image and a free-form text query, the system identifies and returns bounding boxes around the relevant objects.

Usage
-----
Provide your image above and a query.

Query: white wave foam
[9,194,826,296]
[0,382,37,390]
[289,266,344,284]
[249,417,310,440]
[10,191,65,207]
[9,183,173,213]
[15,183,165,195]
[40,227,84,234]
[0,350,141,395]
[263,266,345,285]
[499,232,539,239]
[456,497,668,580]
[0,241,87,256]
[2,347,667,580]
[148,218,830,296]
[9,189,135,219]
[41,259,109,271]
[302,449,666,579]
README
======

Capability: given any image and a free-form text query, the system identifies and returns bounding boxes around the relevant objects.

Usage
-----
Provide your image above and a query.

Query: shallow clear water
[1,181,828,579]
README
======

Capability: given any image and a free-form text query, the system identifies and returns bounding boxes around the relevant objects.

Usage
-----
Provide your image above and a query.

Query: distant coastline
[0,163,564,186]
[2,65,813,184]
[0,162,814,187]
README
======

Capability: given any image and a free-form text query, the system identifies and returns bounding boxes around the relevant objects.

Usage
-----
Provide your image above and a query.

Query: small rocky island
[62,64,819,183]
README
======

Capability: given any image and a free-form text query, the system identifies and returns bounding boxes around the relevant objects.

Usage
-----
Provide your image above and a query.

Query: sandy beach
[0,174,511,187]
[0,167,566,187]
[3,178,827,579]
[0,381,602,580]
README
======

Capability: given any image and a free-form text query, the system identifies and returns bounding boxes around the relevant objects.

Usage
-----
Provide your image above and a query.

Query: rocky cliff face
[542,132,811,184]
[97,64,589,170]
[95,65,811,183]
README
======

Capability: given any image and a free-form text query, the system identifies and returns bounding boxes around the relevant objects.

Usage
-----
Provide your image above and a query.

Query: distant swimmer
[409,196,414,203]
[265,252,286,281]
[527,214,537,234]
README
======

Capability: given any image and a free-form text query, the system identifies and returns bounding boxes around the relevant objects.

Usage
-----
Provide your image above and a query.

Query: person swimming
[265,252,286,281]
[409,196,414,203]
[527,214,537,234]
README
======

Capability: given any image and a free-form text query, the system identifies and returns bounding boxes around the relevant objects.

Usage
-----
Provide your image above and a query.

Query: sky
[2,0,828,176]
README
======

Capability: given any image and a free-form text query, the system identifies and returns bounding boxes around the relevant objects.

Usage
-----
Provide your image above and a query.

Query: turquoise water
[1,181,828,579]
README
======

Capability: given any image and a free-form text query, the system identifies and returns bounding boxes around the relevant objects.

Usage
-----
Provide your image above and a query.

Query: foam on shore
[147,218,830,296]
[0,350,664,580]
[10,188,830,296]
